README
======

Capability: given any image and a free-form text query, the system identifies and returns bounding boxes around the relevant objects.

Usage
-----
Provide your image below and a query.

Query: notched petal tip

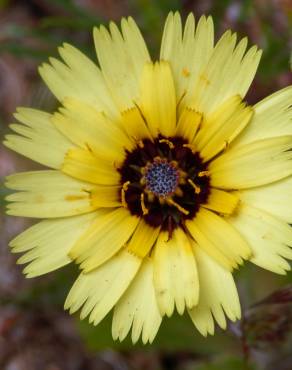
[37,63,47,77]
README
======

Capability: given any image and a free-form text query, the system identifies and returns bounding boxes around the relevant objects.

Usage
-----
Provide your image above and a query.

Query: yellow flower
[4,12,292,344]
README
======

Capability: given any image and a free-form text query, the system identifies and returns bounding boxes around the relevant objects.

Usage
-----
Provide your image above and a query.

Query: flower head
[5,12,292,344]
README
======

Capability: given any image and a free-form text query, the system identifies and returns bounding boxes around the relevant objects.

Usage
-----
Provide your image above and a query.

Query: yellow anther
[159,139,174,149]
[188,179,201,194]
[170,160,179,168]
[183,143,196,153]
[138,140,144,148]
[140,193,149,215]
[167,198,189,215]
[198,171,210,177]
[174,187,183,197]
[145,190,155,202]
[121,181,130,208]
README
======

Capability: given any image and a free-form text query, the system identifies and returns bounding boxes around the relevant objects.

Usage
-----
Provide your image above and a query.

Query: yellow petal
[120,106,152,141]
[4,108,72,169]
[153,229,199,317]
[188,243,241,336]
[161,12,214,104]
[112,258,162,344]
[39,47,118,119]
[94,17,150,110]
[160,12,182,70]
[126,219,160,258]
[140,61,176,137]
[230,204,292,274]
[188,30,261,114]
[90,186,121,208]
[209,136,292,189]
[65,249,141,326]
[52,98,132,162]
[230,44,262,103]
[202,188,239,215]
[69,208,139,272]
[62,147,120,186]
[186,219,234,271]
[6,171,97,218]
[11,212,96,277]
[175,107,202,142]
[57,43,118,119]
[193,95,253,161]
[186,208,251,270]
[238,176,292,223]
[233,86,292,146]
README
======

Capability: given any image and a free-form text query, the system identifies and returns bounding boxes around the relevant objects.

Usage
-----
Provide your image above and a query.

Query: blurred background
[0,0,292,369]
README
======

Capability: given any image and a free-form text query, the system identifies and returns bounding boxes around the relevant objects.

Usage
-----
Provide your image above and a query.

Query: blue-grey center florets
[145,160,179,197]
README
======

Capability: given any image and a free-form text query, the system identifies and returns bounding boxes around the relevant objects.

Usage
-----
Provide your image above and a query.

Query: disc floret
[143,158,179,198]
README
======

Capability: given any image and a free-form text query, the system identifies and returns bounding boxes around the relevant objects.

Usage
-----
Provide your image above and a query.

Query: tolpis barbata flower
[4,12,292,344]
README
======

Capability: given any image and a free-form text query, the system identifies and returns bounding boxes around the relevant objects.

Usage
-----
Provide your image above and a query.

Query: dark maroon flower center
[118,136,210,235]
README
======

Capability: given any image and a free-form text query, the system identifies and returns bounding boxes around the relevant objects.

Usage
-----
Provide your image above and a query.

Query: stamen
[178,169,187,184]
[175,187,183,197]
[121,181,130,208]
[138,140,144,148]
[140,193,149,215]
[183,143,196,153]
[188,179,201,194]
[145,190,155,202]
[129,164,142,173]
[167,198,189,215]
[159,139,174,149]
[198,171,210,177]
